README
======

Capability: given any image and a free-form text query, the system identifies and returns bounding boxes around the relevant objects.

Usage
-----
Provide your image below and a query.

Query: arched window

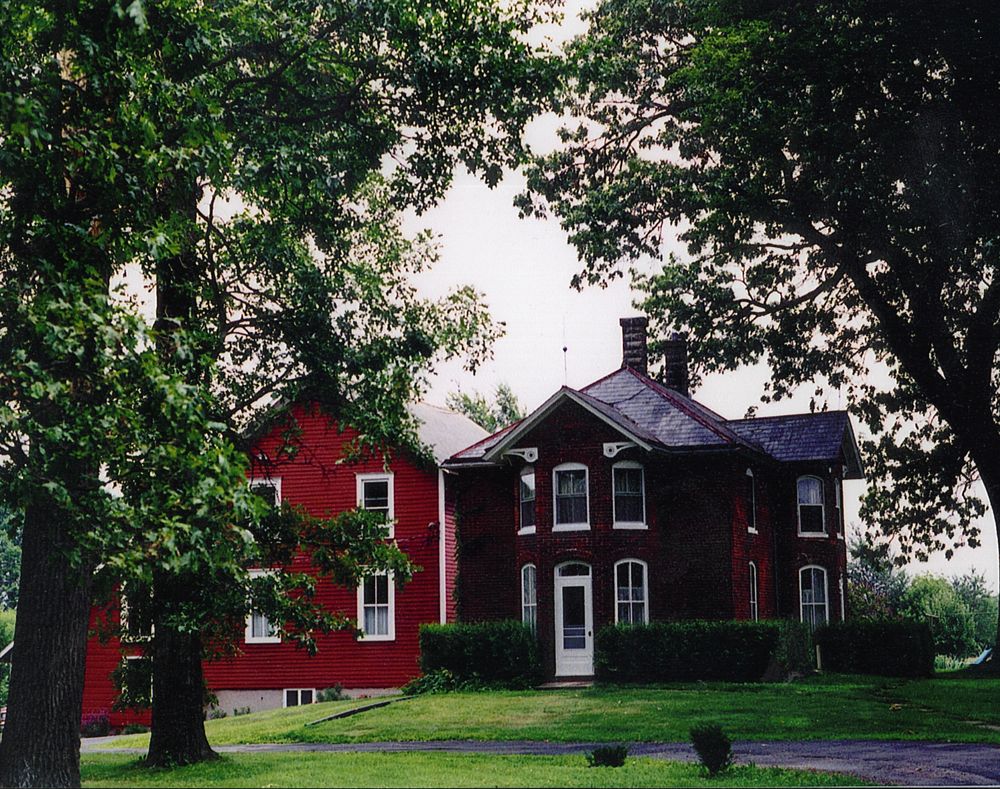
[614,560,648,625]
[748,562,759,622]
[521,564,537,633]
[746,469,757,533]
[800,566,829,629]
[519,467,536,533]
[612,462,646,528]
[797,476,825,535]
[553,463,589,530]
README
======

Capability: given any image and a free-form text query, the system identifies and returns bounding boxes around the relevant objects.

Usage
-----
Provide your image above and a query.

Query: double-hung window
[358,572,395,641]
[553,463,589,530]
[519,467,536,534]
[800,566,829,629]
[746,469,757,533]
[797,476,825,535]
[612,462,645,528]
[521,564,537,634]
[357,473,394,538]
[614,560,648,625]
[245,569,280,644]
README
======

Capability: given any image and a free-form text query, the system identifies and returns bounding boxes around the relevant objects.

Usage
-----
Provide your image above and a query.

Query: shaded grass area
[81,752,862,788]
[103,674,1000,751]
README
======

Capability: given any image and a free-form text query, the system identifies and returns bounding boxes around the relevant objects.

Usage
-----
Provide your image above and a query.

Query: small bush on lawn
[317,684,347,702]
[586,744,628,768]
[207,707,227,720]
[815,619,934,677]
[121,724,149,735]
[596,621,780,682]
[419,621,542,688]
[80,711,111,738]
[690,722,733,776]
[403,669,461,695]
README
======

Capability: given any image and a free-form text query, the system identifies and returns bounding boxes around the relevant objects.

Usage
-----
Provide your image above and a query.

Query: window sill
[747,527,759,535]
[356,634,395,642]
[613,523,647,530]
[797,531,828,539]
[245,637,281,645]
[552,523,590,532]
[518,527,536,536]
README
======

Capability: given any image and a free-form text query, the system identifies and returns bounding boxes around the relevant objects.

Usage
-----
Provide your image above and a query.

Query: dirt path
[83,737,1000,786]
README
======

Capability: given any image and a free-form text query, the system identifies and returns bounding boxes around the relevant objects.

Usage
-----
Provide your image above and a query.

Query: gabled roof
[728,411,864,479]
[446,365,864,478]
[409,402,489,464]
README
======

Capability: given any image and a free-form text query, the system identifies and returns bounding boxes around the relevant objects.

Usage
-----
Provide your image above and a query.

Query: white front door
[554,563,593,677]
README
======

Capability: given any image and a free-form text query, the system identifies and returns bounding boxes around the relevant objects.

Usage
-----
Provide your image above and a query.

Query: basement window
[284,688,315,707]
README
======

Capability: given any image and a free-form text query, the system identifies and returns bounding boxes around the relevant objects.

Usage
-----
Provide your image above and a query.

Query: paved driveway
[83,738,1000,786]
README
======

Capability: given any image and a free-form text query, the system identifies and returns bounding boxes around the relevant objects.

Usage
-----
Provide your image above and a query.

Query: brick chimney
[619,317,649,375]
[662,332,689,397]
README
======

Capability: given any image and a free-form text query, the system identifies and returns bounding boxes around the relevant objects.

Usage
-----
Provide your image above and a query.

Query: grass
[102,673,1000,751]
[81,752,863,788]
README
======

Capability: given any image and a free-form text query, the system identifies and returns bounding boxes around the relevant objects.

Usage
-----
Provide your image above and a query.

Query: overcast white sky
[402,2,999,590]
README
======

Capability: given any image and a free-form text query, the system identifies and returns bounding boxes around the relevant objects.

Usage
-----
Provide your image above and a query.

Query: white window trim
[357,472,395,539]
[835,480,845,540]
[245,569,281,644]
[521,564,537,632]
[119,590,154,643]
[283,688,316,707]
[249,476,282,505]
[612,461,647,529]
[552,462,590,531]
[799,565,829,626]
[518,466,537,536]
[746,468,758,534]
[840,573,846,621]
[613,559,649,625]
[796,476,827,537]
[356,571,396,642]
[749,561,759,622]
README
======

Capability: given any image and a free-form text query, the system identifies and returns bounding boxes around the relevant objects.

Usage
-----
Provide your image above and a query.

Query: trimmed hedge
[595,621,780,682]
[419,621,542,687]
[814,619,935,677]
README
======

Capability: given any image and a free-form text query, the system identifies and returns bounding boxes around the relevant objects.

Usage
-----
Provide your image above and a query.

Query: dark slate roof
[446,365,864,478]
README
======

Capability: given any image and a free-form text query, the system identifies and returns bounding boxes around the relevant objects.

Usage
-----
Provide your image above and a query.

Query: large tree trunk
[145,577,216,767]
[0,495,93,788]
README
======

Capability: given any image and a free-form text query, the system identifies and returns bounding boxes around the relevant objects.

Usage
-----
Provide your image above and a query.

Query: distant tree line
[848,534,998,659]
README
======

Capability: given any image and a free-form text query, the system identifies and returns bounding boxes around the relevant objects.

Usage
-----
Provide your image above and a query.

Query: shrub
[419,621,542,688]
[595,621,780,682]
[586,744,628,768]
[403,668,461,695]
[317,684,347,703]
[773,621,815,676]
[814,619,934,677]
[690,722,733,776]
[232,706,251,717]
[80,711,111,738]
[206,706,227,720]
[121,724,149,735]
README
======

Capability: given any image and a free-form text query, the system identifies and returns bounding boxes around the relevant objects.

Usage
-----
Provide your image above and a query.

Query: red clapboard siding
[82,402,445,724]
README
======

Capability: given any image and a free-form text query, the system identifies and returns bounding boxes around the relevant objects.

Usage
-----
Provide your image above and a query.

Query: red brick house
[82,402,485,725]
[443,318,863,680]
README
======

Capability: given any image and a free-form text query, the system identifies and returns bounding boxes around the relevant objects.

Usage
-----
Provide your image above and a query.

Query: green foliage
[951,572,999,650]
[81,711,112,738]
[847,532,910,620]
[0,508,20,610]
[316,686,348,703]
[418,622,542,688]
[689,723,733,776]
[773,621,815,676]
[901,576,979,658]
[403,669,462,696]
[0,609,14,706]
[523,0,1000,611]
[111,656,153,712]
[595,621,779,682]
[121,724,150,735]
[586,744,628,768]
[446,384,526,432]
[814,620,935,677]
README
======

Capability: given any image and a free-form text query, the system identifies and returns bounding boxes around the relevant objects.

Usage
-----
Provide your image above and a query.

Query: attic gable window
[612,462,645,528]
[519,467,536,534]
[553,463,589,530]
[797,476,825,535]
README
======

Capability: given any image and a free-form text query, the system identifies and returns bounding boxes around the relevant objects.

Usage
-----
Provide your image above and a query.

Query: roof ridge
[728,410,848,424]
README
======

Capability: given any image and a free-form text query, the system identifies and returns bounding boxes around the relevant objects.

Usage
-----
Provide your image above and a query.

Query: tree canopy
[521,0,1000,633]
[446,382,526,432]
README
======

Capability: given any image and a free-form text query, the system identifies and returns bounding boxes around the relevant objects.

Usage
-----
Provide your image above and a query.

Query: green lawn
[81,752,862,788]
[102,674,1000,750]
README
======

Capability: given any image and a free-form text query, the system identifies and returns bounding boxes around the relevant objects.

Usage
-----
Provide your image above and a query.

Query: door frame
[553,562,594,677]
